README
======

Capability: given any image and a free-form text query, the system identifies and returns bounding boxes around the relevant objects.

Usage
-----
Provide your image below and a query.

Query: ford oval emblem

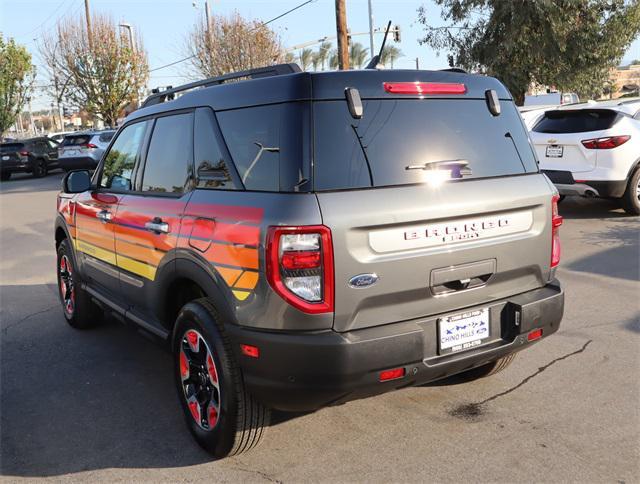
[348,273,379,288]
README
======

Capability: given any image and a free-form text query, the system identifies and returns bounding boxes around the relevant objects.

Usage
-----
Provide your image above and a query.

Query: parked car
[58,130,116,171]
[48,131,75,143]
[55,63,565,458]
[525,92,580,107]
[0,137,60,180]
[529,98,640,214]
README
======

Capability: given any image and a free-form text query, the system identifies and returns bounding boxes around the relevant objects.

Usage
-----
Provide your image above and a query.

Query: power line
[149,0,317,73]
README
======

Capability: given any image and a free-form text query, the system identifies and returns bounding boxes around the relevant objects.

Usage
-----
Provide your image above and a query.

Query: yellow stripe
[232,290,250,301]
[117,254,157,281]
[76,239,117,265]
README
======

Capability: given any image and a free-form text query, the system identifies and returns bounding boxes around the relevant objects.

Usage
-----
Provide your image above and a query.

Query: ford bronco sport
[55,63,565,458]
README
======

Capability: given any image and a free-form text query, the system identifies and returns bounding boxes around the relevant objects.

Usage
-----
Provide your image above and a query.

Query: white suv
[529,99,640,215]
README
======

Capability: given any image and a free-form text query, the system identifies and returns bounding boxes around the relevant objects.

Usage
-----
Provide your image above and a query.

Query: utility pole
[367,0,375,58]
[335,0,349,70]
[119,23,137,109]
[84,0,93,50]
[415,57,419,70]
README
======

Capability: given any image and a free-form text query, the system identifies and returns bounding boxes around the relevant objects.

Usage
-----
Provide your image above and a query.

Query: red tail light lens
[383,82,467,95]
[551,195,563,268]
[19,150,29,156]
[581,135,630,149]
[379,367,406,382]
[266,225,334,314]
[83,143,98,149]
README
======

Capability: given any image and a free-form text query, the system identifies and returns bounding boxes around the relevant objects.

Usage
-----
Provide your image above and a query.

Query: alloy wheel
[58,255,75,316]
[179,329,221,431]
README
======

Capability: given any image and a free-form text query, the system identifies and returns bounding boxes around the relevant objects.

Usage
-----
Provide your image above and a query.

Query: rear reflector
[581,135,630,149]
[527,328,543,341]
[240,344,260,358]
[383,82,467,95]
[379,367,406,382]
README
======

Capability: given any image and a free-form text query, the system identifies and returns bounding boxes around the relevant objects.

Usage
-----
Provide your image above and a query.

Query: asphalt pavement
[1,172,638,482]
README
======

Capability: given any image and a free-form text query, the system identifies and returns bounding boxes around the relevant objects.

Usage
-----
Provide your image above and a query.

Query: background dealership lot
[0,172,638,482]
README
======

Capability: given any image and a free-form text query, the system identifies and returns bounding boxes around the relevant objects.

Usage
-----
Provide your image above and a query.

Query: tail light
[83,143,98,149]
[581,135,630,149]
[383,82,467,95]
[19,150,29,156]
[551,195,563,268]
[266,225,334,314]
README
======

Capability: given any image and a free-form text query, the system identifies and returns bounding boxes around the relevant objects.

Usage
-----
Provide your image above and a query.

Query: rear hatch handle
[406,159,472,177]
[430,259,496,296]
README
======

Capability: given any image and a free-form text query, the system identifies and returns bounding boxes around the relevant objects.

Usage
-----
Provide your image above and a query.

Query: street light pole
[367,0,375,58]
[119,23,138,111]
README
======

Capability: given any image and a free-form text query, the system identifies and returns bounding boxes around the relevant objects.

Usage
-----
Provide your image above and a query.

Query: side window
[100,121,147,191]
[141,112,193,194]
[194,108,236,190]
[46,139,58,149]
[217,103,309,192]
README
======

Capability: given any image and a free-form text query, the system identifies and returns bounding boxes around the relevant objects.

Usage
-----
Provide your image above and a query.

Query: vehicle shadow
[558,196,631,219]
[566,218,640,281]
[0,284,232,476]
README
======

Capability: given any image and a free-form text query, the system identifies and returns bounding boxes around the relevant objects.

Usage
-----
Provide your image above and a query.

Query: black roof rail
[142,63,302,108]
[440,68,467,73]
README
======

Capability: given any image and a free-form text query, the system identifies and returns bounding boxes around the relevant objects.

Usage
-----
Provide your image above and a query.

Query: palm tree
[317,41,332,70]
[311,51,321,71]
[328,49,339,70]
[284,52,296,64]
[349,42,369,69]
[298,48,313,71]
[380,45,403,68]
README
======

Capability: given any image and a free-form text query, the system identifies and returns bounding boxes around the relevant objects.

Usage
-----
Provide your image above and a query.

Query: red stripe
[213,222,260,246]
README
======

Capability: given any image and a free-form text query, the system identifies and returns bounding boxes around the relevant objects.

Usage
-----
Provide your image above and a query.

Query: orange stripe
[216,266,242,286]
[115,239,163,266]
[234,271,259,290]
[206,243,258,270]
[76,231,113,252]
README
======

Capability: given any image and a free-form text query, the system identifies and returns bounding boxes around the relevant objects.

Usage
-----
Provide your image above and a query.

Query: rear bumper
[227,280,564,412]
[1,159,32,173]
[58,156,99,170]
[543,170,627,198]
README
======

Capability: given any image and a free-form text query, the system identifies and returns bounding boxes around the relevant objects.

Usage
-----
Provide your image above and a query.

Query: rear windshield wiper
[406,159,472,177]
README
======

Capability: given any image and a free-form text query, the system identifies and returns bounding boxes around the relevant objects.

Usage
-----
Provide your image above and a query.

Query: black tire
[173,299,269,458]
[33,159,48,178]
[56,239,101,329]
[621,167,640,215]
[458,353,517,381]
[0,172,10,181]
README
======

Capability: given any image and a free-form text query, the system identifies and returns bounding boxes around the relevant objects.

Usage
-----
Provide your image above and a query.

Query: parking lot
[1,172,638,482]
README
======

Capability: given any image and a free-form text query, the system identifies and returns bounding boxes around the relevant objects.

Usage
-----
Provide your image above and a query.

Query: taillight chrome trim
[266,225,334,314]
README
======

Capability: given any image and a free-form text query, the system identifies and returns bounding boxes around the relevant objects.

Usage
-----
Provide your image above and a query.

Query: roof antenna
[365,20,392,70]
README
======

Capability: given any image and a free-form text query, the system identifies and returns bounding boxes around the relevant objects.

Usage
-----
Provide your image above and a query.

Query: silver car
[58,130,115,171]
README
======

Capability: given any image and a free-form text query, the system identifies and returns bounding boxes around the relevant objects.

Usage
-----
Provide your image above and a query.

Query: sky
[2,0,640,111]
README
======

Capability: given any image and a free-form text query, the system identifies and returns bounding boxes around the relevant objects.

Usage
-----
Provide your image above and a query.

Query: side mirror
[62,170,92,193]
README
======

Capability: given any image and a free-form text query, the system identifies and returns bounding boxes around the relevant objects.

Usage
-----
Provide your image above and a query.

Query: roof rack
[141,63,302,108]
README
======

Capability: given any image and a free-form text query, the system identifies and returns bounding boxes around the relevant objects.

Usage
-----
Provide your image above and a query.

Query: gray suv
[55,64,564,458]
[58,130,115,171]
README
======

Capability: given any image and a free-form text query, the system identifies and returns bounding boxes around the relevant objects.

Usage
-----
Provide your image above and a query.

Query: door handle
[96,210,112,223]
[145,217,169,234]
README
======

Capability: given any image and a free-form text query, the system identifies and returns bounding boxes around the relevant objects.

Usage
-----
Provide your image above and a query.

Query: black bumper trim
[542,170,627,198]
[226,281,564,412]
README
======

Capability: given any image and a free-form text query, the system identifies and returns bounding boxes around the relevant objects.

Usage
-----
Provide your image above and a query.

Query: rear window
[217,103,310,192]
[62,135,91,146]
[314,99,537,191]
[1,143,24,152]
[533,109,621,134]
[98,132,115,143]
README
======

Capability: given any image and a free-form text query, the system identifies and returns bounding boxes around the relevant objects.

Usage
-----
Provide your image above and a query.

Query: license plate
[546,145,563,158]
[438,308,490,354]
[1,156,9,161]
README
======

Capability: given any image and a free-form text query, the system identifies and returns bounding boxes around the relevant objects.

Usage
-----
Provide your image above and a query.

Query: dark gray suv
[55,63,564,458]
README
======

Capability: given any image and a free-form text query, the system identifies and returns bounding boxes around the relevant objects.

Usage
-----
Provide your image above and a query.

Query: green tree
[380,45,403,68]
[418,0,640,104]
[329,49,339,70]
[349,42,369,69]
[0,35,35,136]
[316,41,333,70]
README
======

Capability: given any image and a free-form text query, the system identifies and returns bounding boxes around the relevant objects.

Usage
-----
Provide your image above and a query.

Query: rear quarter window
[98,132,115,143]
[216,103,310,192]
[533,109,621,133]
